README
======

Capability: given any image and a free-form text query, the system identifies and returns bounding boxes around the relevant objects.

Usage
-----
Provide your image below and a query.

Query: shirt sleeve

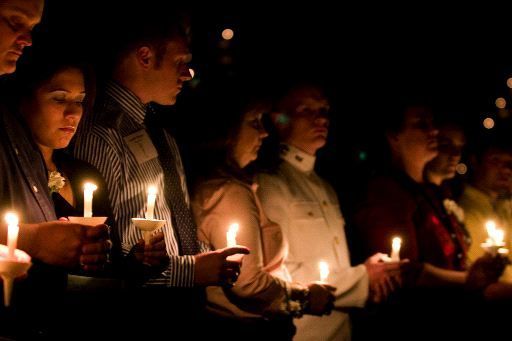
[74,129,196,287]
[194,180,291,314]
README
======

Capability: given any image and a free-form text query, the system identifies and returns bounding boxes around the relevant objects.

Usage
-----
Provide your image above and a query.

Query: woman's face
[21,67,85,151]
[232,109,268,168]
[389,106,439,165]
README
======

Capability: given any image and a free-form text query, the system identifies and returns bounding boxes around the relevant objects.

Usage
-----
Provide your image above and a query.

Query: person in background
[192,93,336,340]
[258,84,403,341]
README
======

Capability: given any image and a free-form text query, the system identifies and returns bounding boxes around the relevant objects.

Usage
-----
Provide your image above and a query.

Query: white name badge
[124,129,158,164]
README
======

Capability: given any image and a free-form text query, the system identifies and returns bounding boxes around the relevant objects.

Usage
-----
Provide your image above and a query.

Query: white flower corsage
[48,170,66,193]
[443,199,465,223]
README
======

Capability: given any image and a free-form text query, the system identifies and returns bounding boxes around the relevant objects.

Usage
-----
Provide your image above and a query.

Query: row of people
[0,1,510,340]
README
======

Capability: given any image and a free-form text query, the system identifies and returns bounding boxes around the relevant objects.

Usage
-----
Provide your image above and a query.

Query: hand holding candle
[319,261,330,282]
[482,220,508,255]
[145,186,157,220]
[83,182,97,218]
[5,213,19,260]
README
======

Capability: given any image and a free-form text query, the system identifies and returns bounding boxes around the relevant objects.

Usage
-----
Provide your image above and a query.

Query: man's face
[478,149,512,195]
[427,126,465,180]
[0,0,43,75]
[280,88,330,155]
[147,37,192,105]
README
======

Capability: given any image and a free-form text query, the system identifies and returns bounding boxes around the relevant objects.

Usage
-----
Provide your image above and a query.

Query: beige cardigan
[192,176,304,318]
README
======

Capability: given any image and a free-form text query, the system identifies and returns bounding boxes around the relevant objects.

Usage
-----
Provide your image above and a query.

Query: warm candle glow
[227,223,239,247]
[390,237,402,261]
[83,182,97,218]
[319,261,330,282]
[145,186,158,220]
[5,212,19,259]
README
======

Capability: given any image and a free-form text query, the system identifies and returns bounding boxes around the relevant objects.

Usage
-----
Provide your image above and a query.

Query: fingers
[80,253,107,266]
[84,224,109,239]
[220,246,250,257]
[58,217,69,221]
[148,232,165,245]
[323,284,337,292]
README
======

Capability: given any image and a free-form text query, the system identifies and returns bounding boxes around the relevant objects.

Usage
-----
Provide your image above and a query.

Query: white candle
[83,182,97,218]
[319,261,330,282]
[145,186,157,220]
[5,212,19,259]
[227,223,239,247]
[390,237,401,262]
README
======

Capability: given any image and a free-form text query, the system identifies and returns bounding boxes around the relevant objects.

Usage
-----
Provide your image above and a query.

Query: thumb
[324,284,337,292]
[220,246,250,257]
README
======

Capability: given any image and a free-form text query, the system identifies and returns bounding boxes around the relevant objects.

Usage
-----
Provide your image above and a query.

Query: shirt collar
[105,80,147,125]
[280,143,316,173]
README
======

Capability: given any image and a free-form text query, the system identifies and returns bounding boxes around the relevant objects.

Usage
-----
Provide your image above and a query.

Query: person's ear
[135,46,154,69]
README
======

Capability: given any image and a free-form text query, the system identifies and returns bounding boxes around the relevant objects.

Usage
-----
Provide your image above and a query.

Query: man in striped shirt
[73,9,247,333]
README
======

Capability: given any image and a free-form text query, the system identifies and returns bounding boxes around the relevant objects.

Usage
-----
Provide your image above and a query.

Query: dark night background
[32,1,512,207]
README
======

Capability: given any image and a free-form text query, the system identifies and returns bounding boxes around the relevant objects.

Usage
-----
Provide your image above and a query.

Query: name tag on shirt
[124,129,158,164]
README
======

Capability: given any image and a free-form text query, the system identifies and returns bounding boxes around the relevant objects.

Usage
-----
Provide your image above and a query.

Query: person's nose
[180,66,192,82]
[64,102,83,118]
[16,31,33,48]
[259,126,269,139]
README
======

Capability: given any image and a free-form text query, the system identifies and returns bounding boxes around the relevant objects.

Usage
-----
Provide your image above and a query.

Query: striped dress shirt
[74,81,205,287]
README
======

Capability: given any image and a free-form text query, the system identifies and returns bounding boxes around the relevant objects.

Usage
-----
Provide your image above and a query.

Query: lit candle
[5,212,19,259]
[227,223,239,247]
[390,237,401,262]
[485,220,505,246]
[319,261,330,282]
[145,186,157,220]
[83,182,97,218]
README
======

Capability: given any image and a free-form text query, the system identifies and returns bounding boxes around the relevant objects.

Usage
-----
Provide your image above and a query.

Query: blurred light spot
[456,163,467,175]
[495,97,506,109]
[358,151,367,161]
[507,78,512,89]
[189,68,195,78]
[483,117,495,129]
[276,113,290,125]
[222,28,234,40]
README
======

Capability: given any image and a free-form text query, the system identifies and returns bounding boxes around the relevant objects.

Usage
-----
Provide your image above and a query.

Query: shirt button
[457,253,463,259]
[308,212,314,217]
[32,185,38,193]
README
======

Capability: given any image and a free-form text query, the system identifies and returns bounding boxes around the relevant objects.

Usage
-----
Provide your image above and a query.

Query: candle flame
[486,220,497,237]
[319,261,330,282]
[84,182,97,192]
[4,212,18,226]
[392,237,402,250]
[227,223,239,247]
[148,186,157,195]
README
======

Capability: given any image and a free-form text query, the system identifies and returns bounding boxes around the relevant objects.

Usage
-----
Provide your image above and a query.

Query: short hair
[110,6,189,67]
[275,83,328,116]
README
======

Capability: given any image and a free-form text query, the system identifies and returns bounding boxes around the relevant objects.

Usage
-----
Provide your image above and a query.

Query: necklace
[48,170,66,193]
